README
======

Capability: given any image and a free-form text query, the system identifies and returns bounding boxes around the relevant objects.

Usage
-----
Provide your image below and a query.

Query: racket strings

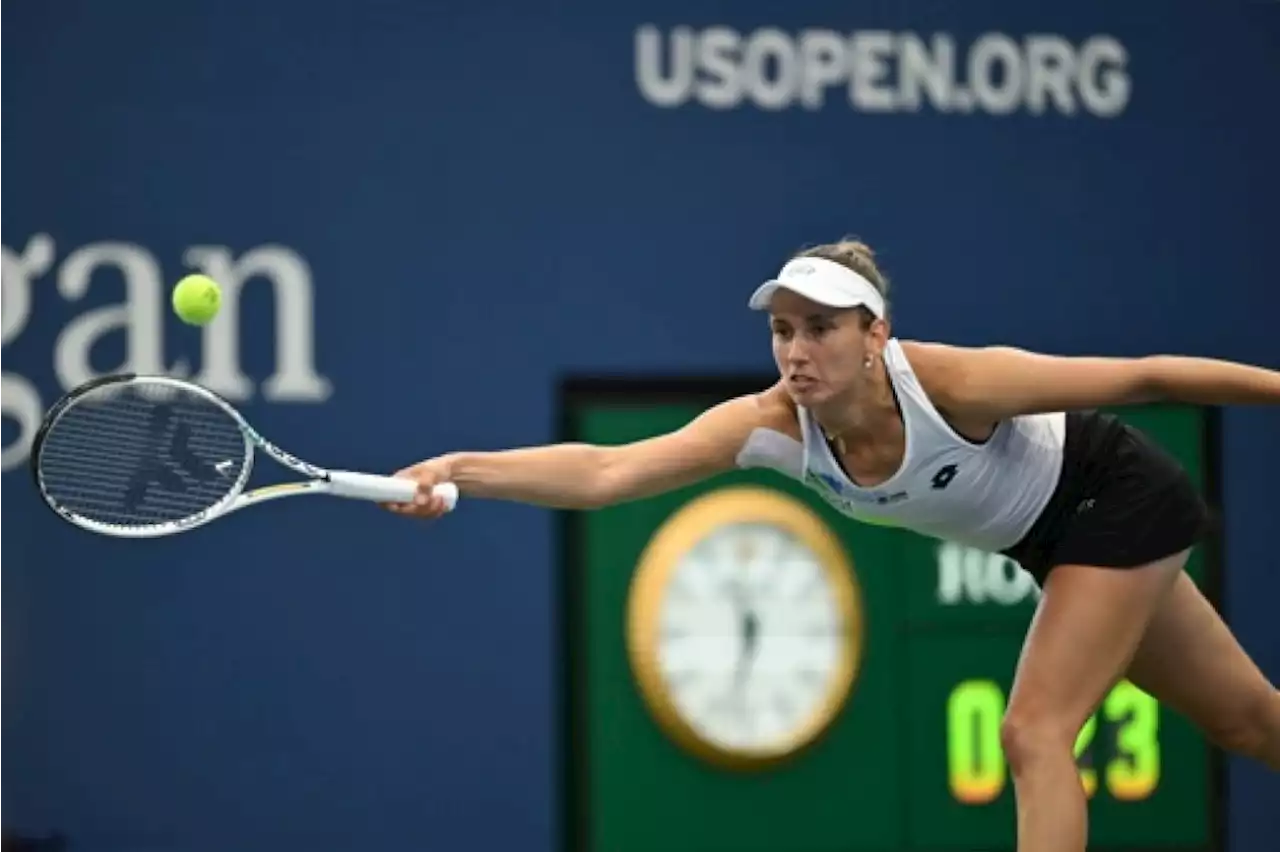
[37,383,250,529]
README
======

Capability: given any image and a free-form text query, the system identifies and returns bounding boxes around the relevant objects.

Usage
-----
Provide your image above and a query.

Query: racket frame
[31,372,456,538]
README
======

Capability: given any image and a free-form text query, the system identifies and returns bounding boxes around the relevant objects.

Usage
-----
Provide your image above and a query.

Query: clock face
[656,521,850,753]
[627,486,863,769]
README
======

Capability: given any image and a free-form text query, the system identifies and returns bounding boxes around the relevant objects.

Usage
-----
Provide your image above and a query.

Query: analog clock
[625,485,864,771]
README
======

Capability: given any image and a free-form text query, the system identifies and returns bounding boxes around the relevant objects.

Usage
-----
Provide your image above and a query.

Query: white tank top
[736,339,1066,553]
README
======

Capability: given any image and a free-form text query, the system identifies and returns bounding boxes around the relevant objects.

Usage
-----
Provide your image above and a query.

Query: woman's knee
[1200,687,1280,760]
[1000,708,1079,775]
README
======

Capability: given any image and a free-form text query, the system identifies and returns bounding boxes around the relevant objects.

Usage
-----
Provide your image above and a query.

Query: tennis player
[386,239,1280,852]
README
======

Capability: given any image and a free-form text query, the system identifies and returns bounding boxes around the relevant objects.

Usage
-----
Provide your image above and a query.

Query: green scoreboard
[558,378,1224,852]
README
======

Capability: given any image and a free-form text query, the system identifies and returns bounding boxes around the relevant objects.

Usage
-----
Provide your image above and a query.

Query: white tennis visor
[747,256,886,319]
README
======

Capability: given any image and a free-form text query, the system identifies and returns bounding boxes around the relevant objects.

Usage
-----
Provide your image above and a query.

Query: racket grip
[329,471,459,511]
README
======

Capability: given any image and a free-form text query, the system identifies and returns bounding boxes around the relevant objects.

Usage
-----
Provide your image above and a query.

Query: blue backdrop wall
[4,2,1277,851]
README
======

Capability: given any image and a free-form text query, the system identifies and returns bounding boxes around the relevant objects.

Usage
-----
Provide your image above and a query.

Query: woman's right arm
[386,389,781,518]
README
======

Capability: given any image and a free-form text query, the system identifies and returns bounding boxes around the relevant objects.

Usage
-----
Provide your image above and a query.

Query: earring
[864,355,874,369]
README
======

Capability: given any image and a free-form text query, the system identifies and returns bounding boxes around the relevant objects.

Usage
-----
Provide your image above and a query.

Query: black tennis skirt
[1000,410,1213,585]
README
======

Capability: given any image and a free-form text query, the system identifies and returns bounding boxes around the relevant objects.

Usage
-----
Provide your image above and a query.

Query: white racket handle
[328,471,459,510]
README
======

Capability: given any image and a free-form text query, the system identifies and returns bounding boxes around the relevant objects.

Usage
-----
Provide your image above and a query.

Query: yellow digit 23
[947,679,1160,805]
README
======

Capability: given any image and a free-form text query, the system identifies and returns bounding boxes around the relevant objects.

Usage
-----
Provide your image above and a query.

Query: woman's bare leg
[1003,551,1186,852]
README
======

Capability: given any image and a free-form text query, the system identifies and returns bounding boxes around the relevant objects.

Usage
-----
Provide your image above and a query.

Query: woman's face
[768,289,877,406]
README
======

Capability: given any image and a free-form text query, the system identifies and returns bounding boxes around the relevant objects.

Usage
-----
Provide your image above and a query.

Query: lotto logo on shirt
[634,25,1131,118]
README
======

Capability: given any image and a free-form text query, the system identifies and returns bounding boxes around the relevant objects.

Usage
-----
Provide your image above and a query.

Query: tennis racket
[30,373,458,538]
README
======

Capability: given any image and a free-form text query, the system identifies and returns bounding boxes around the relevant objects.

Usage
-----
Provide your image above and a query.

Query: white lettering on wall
[635,25,1131,117]
[1,234,332,471]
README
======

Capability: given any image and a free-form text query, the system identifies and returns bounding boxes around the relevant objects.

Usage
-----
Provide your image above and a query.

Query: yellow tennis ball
[172,274,222,325]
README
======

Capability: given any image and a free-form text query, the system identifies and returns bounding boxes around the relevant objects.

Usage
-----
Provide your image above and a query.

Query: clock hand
[732,578,758,690]
[733,600,760,738]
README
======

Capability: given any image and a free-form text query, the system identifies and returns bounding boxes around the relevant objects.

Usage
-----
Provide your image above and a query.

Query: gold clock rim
[625,484,865,772]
